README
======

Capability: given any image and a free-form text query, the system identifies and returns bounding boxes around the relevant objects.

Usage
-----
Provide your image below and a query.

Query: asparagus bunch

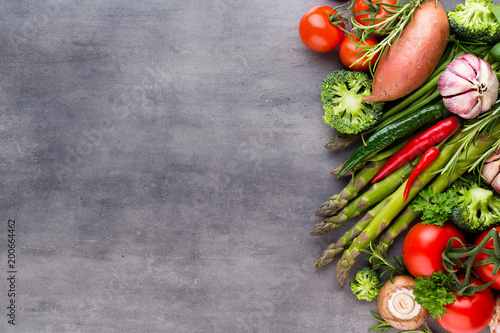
[315,160,385,217]
[334,126,500,286]
[314,200,384,267]
[311,158,417,236]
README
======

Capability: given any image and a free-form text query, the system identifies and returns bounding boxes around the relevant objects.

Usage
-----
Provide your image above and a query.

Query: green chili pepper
[337,102,449,178]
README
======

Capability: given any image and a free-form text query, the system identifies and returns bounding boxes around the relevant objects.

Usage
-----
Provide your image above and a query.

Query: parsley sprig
[413,271,456,319]
[411,187,458,226]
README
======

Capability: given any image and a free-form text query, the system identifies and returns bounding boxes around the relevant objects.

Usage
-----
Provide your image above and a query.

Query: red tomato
[353,0,397,33]
[473,226,500,289]
[338,34,378,71]
[298,6,345,52]
[402,221,466,278]
[436,275,495,333]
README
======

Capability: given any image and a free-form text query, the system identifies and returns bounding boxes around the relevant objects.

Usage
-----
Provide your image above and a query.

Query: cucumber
[337,102,450,178]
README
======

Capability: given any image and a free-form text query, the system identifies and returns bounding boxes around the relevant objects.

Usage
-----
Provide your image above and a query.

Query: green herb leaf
[413,271,456,319]
[411,187,458,226]
[361,242,408,282]
[368,312,435,332]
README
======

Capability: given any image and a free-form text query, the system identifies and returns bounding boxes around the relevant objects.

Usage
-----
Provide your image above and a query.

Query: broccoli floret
[321,70,383,135]
[350,267,380,301]
[446,173,500,233]
[448,0,500,44]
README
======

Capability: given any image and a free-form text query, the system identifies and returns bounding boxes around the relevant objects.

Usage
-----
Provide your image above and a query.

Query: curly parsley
[413,271,456,319]
[411,187,458,226]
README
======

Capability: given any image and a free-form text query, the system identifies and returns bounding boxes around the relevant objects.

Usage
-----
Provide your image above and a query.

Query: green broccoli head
[448,0,500,44]
[321,70,383,135]
[447,173,500,233]
[350,267,380,301]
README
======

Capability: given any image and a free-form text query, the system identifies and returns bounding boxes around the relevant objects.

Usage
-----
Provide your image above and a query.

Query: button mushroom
[377,275,429,330]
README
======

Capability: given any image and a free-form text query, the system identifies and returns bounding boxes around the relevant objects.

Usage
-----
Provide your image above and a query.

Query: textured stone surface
[0,0,486,332]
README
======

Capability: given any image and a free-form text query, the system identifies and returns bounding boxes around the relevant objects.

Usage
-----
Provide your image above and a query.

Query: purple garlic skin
[438,54,499,119]
[482,148,500,193]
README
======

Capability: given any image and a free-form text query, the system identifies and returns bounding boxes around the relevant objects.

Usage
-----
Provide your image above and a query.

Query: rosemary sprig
[361,242,408,281]
[369,312,435,332]
[329,0,432,75]
[439,100,500,184]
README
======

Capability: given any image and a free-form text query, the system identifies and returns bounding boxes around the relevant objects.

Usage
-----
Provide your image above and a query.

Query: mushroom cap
[377,275,429,330]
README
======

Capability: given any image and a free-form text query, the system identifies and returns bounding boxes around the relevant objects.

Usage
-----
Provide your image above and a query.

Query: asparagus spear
[311,159,415,235]
[324,134,359,150]
[376,164,472,254]
[314,200,384,267]
[335,128,499,287]
[376,161,473,254]
[315,159,386,217]
[377,206,421,254]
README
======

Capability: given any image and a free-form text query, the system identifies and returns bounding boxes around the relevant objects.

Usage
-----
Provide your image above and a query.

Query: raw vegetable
[402,222,465,277]
[448,0,500,44]
[338,34,379,71]
[311,158,417,236]
[321,70,383,135]
[329,120,500,286]
[411,187,458,227]
[473,226,500,290]
[413,271,456,319]
[363,1,450,102]
[350,267,380,301]
[299,6,345,52]
[446,173,500,233]
[315,159,387,217]
[337,102,449,178]
[376,275,429,330]
[376,206,421,254]
[352,0,397,34]
[481,146,500,192]
[440,100,500,184]
[422,234,499,332]
[361,241,408,280]
[304,0,500,323]
[371,116,461,184]
[368,39,494,134]
[436,275,495,333]
[403,147,440,201]
[323,134,360,150]
[314,201,384,268]
[438,53,499,119]
[336,144,453,286]
[414,268,494,333]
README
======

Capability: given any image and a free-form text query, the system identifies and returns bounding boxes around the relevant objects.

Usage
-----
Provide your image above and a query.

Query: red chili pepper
[371,116,460,184]
[403,147,440,201]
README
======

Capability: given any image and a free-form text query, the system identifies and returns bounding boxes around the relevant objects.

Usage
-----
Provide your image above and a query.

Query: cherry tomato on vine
[298,6,345,52]
[402,221,465,278]
[436,275,495,333]
[338,34,378,71]
[473,226,500,290]
[353,0,397,34]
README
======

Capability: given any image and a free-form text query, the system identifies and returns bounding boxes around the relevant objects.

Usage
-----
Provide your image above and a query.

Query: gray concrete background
[0,0,489,332]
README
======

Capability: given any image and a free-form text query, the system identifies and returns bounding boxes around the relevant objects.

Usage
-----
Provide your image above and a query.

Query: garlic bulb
[438,54,499,119]
[482,147,500,193]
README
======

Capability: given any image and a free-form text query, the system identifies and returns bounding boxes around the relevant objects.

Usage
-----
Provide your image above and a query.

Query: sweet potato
[363,1,450,102]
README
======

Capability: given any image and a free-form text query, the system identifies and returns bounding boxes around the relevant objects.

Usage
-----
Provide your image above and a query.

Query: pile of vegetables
[300,0,500,331]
